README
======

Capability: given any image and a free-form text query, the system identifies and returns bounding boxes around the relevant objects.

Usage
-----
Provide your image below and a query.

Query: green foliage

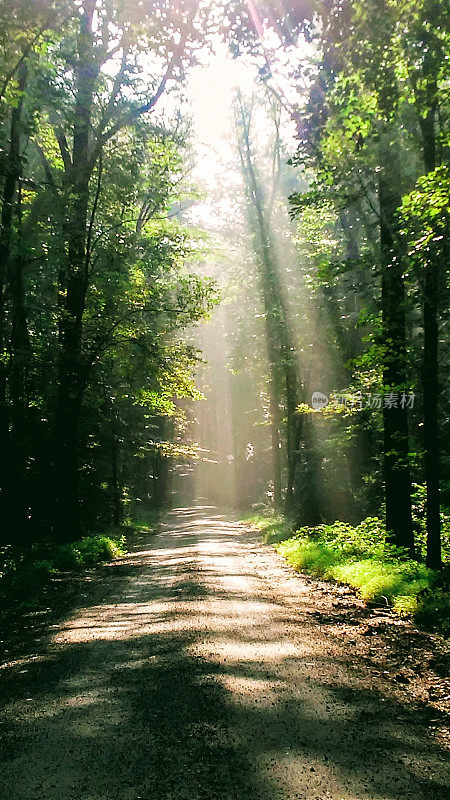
[0,534,126,604]
[412,484,450,559]
[0,0,448,565]
[4,559,55,599]
[52,535,126,570]
[333,559,430,611]
[280,537,337,577]
[249,513,449,634]
[122,511,161,533]
[0,0,221,540]
[400,166,450,275]
[416,585,450,637]
[244,513,294,544]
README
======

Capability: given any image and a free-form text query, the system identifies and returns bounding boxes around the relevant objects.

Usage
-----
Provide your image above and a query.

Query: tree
[234,0,448,555]
[235,92,321,521]
[400,167,450,568]
[0,55,28,539]
[0,0,218,546]
[34,0,201,539]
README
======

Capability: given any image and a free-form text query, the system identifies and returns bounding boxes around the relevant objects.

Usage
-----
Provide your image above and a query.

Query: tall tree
[235,93,320,521]
[0,56,28,538]
[39,0,201,539]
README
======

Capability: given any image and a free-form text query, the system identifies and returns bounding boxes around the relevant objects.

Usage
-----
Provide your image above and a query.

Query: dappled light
[1,509,449,799]
[0,1,449,798]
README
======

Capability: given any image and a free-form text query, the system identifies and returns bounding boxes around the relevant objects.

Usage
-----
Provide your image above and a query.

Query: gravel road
[0,507,449,800]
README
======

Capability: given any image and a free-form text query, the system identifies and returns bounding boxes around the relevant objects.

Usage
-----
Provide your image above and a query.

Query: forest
[0,2,449,624]
[0,2,449,799]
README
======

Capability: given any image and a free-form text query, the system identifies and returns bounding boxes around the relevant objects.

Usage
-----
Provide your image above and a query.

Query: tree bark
[53,0,97,541]
[9,181,32,542]
[378,142,414,554]
[423,243,441,568]
[110,422,122,527]
[269,382,282,507]
[285,364,301,514]
[418,105,442,569]
[0,59,27,542]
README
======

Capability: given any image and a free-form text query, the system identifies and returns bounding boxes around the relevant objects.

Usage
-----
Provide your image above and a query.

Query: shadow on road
[0,508,448,800]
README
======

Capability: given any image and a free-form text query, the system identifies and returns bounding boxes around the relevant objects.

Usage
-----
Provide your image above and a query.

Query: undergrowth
[0,513,160,609]
[245,513,450,636]
[0,532,127,606]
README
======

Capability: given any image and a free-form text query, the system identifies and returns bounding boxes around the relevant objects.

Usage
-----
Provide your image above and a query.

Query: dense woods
[1,6,450,799]
[0,1,448,615]
[204,0,449,575]
[0,0,217,549]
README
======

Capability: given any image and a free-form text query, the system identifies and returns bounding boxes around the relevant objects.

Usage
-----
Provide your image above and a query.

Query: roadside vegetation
[0,526,133,608]
[0,2,448,643]
[246,505,450,636]
[0,534,125,607]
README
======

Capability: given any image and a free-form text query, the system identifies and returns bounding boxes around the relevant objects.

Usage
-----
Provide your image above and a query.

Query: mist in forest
[176,87,363,523]
[0,0,447,573]
[1,9,449,797]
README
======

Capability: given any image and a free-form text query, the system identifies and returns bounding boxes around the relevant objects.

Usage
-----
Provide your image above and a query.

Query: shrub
[0,533,126,605]
[333,559,431,606]
[53,535,125,570]
[278,537,337,578]
[53,544,83,570]
[416,588,450,637]
[4,559,55,599]
[248,513,449,635]
[244,513,294,544]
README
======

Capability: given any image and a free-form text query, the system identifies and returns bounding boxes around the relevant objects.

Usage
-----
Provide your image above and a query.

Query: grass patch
[51,535,126,571]
[122,510,161,536]
[0,512,162,609]
[0,532,126,605]
[247,514,450,636]
[243,513,294,544]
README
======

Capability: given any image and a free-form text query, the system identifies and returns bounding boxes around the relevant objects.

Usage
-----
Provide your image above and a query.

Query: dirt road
[0,508,449,800]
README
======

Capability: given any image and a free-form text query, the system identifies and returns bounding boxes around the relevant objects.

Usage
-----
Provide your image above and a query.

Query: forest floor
[0,507,449,800]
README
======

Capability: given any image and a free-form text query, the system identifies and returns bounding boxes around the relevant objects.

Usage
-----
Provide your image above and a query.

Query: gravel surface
[0,507,449,800]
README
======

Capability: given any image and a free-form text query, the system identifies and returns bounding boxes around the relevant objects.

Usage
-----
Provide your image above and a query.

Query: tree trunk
[53,0,97,541]
[111,425,122,527]
[423,250,441,568]
[10,182,32,542]
[285,365,300,514]
[378,143,414,555]
[0,60,27,542]
[419,106,442,569]
[269,379,282,507]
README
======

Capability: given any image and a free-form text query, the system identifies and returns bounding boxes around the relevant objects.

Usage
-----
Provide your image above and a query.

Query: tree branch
[85,151,103,283]
[55,128,72,172]
[89,0,200,169]
[33,140,59,196]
